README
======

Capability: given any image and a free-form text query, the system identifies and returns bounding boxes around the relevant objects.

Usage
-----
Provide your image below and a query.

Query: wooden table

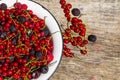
[34,0,120,80]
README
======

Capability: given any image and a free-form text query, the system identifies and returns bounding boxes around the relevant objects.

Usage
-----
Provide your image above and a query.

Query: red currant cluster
[0,2,54,80]
[60,0,88,57]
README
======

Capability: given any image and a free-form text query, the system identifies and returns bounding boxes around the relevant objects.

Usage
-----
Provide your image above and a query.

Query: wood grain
[33,0,120,80]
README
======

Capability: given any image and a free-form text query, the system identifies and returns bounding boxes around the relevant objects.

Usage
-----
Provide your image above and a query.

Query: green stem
[25,58,38,66]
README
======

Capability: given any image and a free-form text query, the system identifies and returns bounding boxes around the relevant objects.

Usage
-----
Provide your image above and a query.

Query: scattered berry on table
[88,35,97,42]
[71,8,80,16]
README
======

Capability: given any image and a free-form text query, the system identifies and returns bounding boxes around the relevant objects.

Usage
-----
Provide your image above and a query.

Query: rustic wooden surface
[34,0,120,80]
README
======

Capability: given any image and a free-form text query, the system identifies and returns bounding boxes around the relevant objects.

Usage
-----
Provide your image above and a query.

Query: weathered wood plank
[34,0,120,80]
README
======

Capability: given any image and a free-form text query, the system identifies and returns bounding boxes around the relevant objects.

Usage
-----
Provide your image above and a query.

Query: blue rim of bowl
[29,0,63,80]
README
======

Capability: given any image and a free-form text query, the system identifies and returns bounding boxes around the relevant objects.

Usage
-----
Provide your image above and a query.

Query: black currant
[29,50,36,56]
[71,8,80,16]
[32,71,41,79]
[10,24,16,33]
[0,31,7,39]
[35,52,42,59]
[23,55,30,61]
[17,16,26,23]
[88,35,97,42]
[43,27,50,36]
[0,24,3,28]
[10,57,15,63]
[12,35,18,45]
[0,3,7,10]
[39,65,49,74]
[0,59,5,63]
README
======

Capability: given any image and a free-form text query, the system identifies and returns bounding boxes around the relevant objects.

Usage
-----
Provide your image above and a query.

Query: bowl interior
[0,0,63,80]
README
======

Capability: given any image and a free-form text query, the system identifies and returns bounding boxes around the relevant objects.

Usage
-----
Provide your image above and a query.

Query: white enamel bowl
[0,0,63,80]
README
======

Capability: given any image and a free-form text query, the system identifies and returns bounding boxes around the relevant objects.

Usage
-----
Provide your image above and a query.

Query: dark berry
[17,16,26,23]
[35,52,42,59]
[88,35,97,42]
[29,50,36,56]
[23,55,29,61]
[0,31,7,39]
[32,71,41,79]
[0,59,5,63]
[12,38,17,45]
[71,8,80,16]
[12,36,18,45]
[43,27,50,36]
[0,3,7,10]
[39,65,49,74]
[0,24,3,28]
[11,78,17,80]
[10,24,16,33]
[4,77,9,79]
[10,57,15,63]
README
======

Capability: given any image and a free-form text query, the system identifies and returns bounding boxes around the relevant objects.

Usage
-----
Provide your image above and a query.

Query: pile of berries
[60,0,88,57]
[0,2,54,80]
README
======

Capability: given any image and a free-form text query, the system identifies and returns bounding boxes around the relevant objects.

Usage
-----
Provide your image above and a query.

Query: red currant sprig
[60,0,88,57]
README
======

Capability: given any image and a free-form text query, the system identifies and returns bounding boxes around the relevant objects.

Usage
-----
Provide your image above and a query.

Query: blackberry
[39,65,49,74]
[88,35,97,42]
[0,3,7,10]
[17,16,26,23]
[10,24,16,33]
[71,8,80,16]
[35,52,42,59]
